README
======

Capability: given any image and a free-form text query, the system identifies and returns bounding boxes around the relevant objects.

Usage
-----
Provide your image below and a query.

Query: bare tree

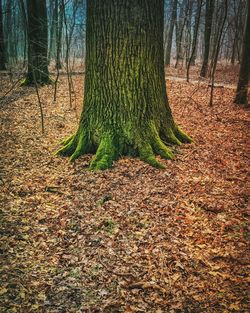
[165,0,177,66]
[235,0,250,105]
[200,0,215,77]
[23,0,50,85]
[0,0,6,70]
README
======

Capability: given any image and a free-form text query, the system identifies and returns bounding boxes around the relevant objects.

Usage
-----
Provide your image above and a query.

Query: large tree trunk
[57,0,191,170]
[23,0,50,85]
[235,0,250,105]
[200,0,214,77]
[0,0,6,70]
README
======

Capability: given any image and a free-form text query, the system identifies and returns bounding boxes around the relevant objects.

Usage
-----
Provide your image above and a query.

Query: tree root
[55,125,192,170]
[89,134,118,170]
[20,76,53,87]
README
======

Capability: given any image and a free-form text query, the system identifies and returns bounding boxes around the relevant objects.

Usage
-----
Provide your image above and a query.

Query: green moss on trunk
[56,0,192,170]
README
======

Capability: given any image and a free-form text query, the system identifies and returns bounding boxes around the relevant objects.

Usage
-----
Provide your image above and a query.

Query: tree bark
[48,0,56,63]
[165,0,177,66]
[200,0,214,77]
[57,0,191,170]
[187,0,202,81]
[55,0,63,69]
[23,0,50,85]
[175,0,188,68]
[0,0,6,70]
[235,0,250,105]
[190,0,202,66]
[18,0,27,68]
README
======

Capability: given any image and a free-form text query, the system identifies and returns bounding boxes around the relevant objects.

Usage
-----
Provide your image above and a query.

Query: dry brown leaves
[0,73,249,313]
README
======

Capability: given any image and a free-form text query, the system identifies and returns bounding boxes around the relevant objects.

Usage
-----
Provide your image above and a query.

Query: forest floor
[0,72,249,313]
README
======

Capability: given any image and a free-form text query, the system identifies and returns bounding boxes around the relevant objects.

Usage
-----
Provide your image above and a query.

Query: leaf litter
[0,74,249,312]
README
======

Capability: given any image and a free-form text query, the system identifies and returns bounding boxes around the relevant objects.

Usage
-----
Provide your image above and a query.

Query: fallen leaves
[0,74,249,312]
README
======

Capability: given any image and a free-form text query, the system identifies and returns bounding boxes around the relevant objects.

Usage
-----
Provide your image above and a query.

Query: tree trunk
[18,0,27,68]
[55,0,63,69]
[187,0,202,81]
[235,0,250,105]
[190,0,202,66]
[48,0,56,63]
[57,0,191,170]
[200,0,214,77]
[175,0,188,68]
[0,0,6,70]
[23,0,50,85]
[165,0,177,66]
[184,0,194,68]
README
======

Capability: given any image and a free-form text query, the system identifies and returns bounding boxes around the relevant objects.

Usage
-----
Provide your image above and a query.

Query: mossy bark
[23,0,51,85]
[57,0,192,170]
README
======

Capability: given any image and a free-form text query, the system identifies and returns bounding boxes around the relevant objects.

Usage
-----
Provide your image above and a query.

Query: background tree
[165,0,177,66]
[57,0,191,170]
[187,0,202,81]
[190,0,202,66]
[175,0,188,68]
[200,0,215,77]
[55,0,63,69]
[23,0,50,85]
[0,0,6,70]
[235,0,250,105]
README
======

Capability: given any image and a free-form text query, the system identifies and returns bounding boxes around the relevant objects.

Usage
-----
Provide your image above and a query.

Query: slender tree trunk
[19,0,27,68]
[187,0,202,81]
[209,1,224,77]
[184,0,193,68]
[165,0,177,66]
[200,0,214,77]
[235,0,250,105]
[190,0,202,65]
[231,31,237,65]
[175,0,188,68]
[5,0,12,65]
[209,0,228,106]
[48,0,56,63]
[57,0,191,170]
[55,0,63,69]
[0,0,6,70]
[23,0,50,85]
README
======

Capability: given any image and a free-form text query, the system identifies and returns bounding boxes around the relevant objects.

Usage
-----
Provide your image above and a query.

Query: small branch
[0,75,24,101]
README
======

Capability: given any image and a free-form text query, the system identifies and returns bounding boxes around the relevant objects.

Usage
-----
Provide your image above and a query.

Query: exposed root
[174,126,193,143]
[152,136,174,160]
[162,128,182,146]
[55,135,78,157]
[55,124,191,170]
[20,76,53,87]
[89,135,117,170]
[60,135,74,145]
[139,142,165,169]
[70,132,88,162]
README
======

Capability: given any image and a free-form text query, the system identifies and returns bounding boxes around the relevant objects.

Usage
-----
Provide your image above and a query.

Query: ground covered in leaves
[0,74,249,313]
